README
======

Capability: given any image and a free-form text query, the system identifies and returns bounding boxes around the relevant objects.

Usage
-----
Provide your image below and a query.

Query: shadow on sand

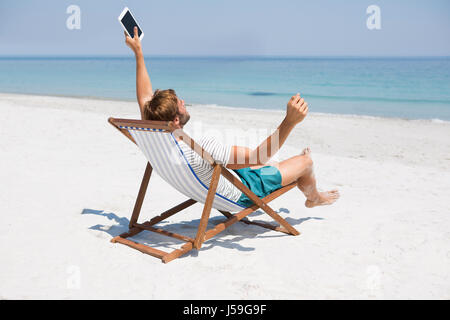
[82,207,323,259]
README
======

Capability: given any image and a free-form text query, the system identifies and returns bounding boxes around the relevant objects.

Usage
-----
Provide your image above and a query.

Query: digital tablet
[118,7,144,40]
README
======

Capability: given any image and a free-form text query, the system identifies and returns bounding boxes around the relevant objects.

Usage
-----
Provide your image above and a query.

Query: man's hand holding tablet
[124,26,142,55]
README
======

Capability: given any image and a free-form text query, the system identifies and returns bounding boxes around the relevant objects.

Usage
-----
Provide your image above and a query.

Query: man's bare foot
[301,147,311,156]
[305,190,340,208]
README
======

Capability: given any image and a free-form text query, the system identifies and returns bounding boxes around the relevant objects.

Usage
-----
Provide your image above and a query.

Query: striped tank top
[177,135,243,203]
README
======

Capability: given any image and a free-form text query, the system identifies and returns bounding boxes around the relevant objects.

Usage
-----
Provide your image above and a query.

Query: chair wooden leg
[129,162,152,228]
[259,206,300,235]
[162,242,194,264]
[193,164,221,249]
[219,210,291,234]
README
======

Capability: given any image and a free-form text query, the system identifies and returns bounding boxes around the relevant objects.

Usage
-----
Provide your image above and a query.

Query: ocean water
[0,56,449,120]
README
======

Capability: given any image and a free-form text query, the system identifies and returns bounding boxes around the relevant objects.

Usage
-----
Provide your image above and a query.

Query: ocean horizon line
[1,91,449,124]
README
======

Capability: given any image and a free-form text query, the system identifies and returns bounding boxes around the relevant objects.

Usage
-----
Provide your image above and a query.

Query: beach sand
[0,92,449,299]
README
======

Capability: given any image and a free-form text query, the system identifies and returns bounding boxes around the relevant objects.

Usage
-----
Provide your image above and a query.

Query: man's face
[176,97,190,126]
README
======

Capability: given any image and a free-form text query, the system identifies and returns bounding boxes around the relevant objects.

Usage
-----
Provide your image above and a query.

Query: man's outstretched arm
[124,26,153,119]
[227,93,308,169]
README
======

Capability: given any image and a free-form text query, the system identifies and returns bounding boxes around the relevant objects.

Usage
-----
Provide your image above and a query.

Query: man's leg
[276,148,340,208]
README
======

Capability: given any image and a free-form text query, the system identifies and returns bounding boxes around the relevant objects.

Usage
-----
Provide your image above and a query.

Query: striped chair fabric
[123,126,246,213]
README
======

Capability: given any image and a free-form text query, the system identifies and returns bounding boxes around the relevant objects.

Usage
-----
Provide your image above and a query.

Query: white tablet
[118,7,144,40]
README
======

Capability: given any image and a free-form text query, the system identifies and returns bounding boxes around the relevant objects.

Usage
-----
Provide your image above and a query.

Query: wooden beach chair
[108,117,300,263]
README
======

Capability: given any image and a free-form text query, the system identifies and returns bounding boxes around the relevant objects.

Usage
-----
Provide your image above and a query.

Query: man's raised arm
[124,26,153,119]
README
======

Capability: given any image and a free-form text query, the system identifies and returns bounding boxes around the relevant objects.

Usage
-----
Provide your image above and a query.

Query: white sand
[0,93,449,299]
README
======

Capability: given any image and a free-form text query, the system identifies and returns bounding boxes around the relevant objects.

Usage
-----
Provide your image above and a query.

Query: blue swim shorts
[234,166,283,208]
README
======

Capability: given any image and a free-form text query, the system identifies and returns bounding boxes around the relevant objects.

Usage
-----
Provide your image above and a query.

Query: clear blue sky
[1,0,449,56]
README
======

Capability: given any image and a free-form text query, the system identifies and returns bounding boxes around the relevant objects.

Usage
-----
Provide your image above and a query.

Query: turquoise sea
[0,56,449,120]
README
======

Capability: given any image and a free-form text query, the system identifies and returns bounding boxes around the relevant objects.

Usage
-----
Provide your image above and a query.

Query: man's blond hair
[143,89,178,121]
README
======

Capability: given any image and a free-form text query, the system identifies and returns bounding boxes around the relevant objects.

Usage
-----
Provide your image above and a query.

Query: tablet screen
[121,11,142,38]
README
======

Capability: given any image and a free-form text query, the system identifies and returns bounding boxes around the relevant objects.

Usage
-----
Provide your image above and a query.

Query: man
[124,27,339,208]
